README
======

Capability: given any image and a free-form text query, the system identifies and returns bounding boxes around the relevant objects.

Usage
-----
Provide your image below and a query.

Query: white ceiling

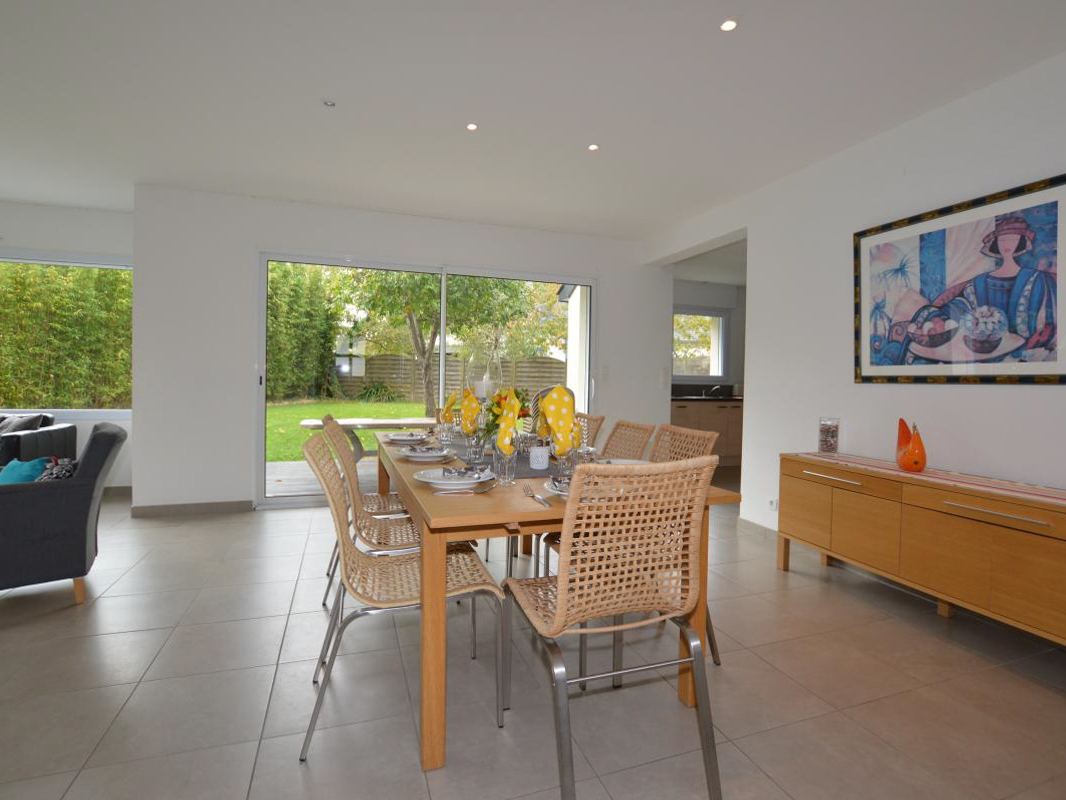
[3,1,1066,238]
[673,240,746,285]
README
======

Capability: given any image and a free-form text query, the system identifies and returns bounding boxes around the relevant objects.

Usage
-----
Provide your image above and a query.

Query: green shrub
[357,381,402,402]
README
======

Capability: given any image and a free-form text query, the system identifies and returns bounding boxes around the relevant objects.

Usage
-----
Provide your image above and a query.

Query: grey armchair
[0,422,127,603]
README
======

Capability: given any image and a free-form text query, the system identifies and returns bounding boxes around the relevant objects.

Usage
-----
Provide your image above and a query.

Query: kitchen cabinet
[670,400,743,463]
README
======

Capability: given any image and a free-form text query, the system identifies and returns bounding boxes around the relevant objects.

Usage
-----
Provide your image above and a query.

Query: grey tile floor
[1,492,1065,799]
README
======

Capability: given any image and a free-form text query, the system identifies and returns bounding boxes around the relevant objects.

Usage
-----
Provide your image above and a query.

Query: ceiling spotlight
[466,122,479,131]
[719,19,738,31]
[587,144,600,151]
[322,99,336,108]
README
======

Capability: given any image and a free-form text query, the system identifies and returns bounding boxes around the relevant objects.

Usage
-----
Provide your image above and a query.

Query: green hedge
[0,262,132,408]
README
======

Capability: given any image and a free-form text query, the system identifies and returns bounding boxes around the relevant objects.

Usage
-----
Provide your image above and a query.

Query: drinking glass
[493,445,517,486]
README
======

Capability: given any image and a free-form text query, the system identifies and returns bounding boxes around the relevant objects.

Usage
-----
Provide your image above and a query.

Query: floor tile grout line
[60,613,186,798]
[243,522,309,800]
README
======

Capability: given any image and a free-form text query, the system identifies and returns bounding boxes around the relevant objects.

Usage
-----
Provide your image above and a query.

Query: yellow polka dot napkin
[441,391,458,424]
[460,388,481,435]
[541,385,577,455]
[495,390,521,455]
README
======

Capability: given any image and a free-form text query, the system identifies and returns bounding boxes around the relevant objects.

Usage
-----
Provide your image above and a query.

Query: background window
[0,261,132,409]
[672,312,725,378]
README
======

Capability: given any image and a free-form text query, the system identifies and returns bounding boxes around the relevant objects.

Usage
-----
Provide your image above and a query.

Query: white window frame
[671,305,729,383]
[0,249,133,418]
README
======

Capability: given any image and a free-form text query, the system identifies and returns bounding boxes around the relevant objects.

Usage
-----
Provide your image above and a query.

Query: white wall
[648,51,1066,529]
[0,201,134,487]
[672,279,746,387]
[133,187,664,508]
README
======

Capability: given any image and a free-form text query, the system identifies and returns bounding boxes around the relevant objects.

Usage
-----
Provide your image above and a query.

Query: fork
[523,482,551,507]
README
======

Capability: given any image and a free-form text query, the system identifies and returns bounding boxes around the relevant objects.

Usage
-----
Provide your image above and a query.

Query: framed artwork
[855,173,1061,384]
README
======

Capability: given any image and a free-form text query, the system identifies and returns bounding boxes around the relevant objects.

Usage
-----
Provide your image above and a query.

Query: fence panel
[339,354,567,402]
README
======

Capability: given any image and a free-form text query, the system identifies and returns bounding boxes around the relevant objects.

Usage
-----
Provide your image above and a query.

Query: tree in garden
[346,271,526,415]
[499,281,569,361]
[672,313,722,374]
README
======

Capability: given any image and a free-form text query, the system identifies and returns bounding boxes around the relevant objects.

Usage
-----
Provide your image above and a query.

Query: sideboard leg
[776,535,790,572]
[820,553,834,567]
[937,600,954,618]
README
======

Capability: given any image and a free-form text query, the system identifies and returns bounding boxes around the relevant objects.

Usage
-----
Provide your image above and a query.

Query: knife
[530,491,550,508]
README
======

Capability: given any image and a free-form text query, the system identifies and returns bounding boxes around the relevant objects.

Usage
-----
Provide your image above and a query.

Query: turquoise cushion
[0,457,50,484]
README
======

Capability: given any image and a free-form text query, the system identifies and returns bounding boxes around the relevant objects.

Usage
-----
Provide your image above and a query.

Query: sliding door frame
[255,252,597,508]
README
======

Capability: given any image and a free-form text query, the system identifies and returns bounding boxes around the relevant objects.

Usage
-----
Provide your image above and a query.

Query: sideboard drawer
[900,505,992,608]
[781,458,901,502]
[991,529,1066,640]
[779,475,831,548]
[831,489,901,574]
[903,484,1066,542]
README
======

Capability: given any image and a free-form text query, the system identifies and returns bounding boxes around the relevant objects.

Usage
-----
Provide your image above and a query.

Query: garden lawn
[266,400,426,461]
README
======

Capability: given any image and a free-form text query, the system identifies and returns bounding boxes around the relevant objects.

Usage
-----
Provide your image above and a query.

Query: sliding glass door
[259,259,591,503]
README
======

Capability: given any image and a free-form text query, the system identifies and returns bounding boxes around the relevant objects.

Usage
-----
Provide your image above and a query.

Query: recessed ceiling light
[587,144,600,151]
[719,19,738,31]
[322,99,336,108]
[466,122,479,131]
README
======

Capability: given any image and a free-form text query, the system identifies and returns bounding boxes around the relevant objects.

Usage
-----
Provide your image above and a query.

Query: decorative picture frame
[855,173,1062,384]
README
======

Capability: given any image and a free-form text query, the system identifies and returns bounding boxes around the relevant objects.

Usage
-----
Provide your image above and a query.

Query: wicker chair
[649,424,720,462]
[319,416,413,608]
[575,412,605,448]
[503,458,723,800]
[648,424,724,665]
[322,415,406,514]
[600,420,655,460]
[299,434,510,762]
[535,418,656,578]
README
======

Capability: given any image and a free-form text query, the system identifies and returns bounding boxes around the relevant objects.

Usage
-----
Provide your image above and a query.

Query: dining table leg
[678,509,710,707]
[377,455,390,495]
[420,523,448,770]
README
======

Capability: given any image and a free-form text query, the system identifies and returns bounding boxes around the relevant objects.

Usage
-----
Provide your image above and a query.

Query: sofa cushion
[0,414,44,435]
[36,458,78,481]
[0,457,50,484]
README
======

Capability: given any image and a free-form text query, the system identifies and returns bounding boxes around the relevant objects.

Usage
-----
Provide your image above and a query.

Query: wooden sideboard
[778,452,1066,646]
[671,400,742,464]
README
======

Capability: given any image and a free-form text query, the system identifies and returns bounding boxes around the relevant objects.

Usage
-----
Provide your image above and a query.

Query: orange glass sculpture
[896,418,927,472]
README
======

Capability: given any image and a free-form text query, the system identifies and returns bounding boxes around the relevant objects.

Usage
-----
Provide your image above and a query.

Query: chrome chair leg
[578,622,588,691]
[532,534,541,578]
[302,608,364,761]
[505,536,517,579]
[470,596,478,660]
[544,639,577,800]
[677,620,724,800]
[501,594,513,712]
[542,540,552,577]
[612,615,624,689]
[706,604,722,666]
[321,543,339,608]
[494,594,506,727]
[484,538,490,561]
[313,584,343,685]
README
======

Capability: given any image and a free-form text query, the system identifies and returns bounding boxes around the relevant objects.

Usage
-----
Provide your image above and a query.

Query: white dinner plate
[413,467,495,491]
[387,431,429,443]
[400,447,454,462]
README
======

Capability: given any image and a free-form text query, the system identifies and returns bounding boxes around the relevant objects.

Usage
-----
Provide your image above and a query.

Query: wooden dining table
[374,432,742,770]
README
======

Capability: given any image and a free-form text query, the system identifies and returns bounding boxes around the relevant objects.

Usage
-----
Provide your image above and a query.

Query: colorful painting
[856,174,1063,383]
